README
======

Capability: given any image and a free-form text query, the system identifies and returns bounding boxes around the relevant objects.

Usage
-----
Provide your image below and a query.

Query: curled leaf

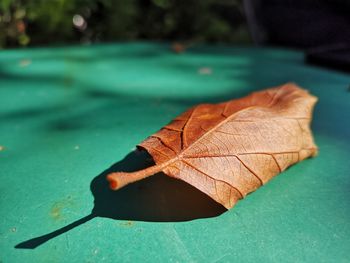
[107,83,318,209]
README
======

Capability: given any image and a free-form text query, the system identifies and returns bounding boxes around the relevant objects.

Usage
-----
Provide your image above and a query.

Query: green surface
[1,42,350,262]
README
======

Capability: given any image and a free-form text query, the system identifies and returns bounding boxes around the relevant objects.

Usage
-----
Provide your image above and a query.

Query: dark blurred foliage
[0,0,250,48]
[249,0,350,48]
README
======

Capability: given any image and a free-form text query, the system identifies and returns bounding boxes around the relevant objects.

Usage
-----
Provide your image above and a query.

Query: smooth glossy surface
[1,42,350,262]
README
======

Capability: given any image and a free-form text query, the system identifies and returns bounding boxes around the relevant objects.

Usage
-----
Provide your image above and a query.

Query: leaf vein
[150,135,177,154]
[182,160,244,199]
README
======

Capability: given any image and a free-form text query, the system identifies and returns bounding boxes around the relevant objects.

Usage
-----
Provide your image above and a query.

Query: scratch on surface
[167,225,194,262]
[211,253,231,263]
[65,233,70,249]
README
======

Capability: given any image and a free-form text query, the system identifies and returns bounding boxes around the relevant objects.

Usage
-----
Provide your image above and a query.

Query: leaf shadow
[15,150,226,249]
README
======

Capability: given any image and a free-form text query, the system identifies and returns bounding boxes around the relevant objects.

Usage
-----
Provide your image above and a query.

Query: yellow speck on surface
[19,59,32,67]
[50,196,74,221]
[50,203,63,220]
[198,67,212,75]
[0,145,4,151]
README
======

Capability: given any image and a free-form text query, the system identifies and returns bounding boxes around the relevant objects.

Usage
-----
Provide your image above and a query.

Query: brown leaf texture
[107,83,318,209]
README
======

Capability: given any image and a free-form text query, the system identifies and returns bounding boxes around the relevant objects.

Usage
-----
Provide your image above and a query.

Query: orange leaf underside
[107,83,318,209]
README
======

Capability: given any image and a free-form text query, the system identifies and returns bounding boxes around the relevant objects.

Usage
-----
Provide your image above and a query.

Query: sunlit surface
[1,42,350,262]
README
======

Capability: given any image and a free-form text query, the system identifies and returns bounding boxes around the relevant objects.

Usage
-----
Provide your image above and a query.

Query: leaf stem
[106,161,171,190]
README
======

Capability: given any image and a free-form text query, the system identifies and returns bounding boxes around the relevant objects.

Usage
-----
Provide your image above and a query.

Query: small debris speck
[11,227,17,232]
[74,145,80,150]
[171,42,186,53]
[19,59,32,67]
[0,146,4,151]
[198,67,212,75]
[120,220,134,227]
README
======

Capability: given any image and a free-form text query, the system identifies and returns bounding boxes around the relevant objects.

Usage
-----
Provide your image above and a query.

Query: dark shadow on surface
[15,150,226,249]
[91,150,226,221]
[14,214,95,249]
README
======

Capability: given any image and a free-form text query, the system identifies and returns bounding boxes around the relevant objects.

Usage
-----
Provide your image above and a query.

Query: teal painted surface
[1,42,350,262]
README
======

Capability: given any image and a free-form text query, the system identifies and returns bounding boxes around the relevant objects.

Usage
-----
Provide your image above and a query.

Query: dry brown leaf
[107,83,318,209]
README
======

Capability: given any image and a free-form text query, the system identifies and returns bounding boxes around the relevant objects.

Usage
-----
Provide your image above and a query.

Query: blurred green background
[0,0,250,48]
